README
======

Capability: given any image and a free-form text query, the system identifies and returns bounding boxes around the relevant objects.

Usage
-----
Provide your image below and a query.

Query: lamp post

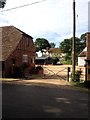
[72,0,76,81]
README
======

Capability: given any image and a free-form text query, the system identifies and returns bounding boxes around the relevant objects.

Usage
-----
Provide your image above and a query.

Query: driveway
[2,81,89,119]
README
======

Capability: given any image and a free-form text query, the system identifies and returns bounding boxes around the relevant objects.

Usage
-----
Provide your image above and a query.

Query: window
[22,55,28,63]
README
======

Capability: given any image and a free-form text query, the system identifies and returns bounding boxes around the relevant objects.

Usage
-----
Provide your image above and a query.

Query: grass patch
[70,81,86,88]
[61,60,71,65]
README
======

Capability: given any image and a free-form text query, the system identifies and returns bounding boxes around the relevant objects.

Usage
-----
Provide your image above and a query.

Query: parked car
[56,61,62,65]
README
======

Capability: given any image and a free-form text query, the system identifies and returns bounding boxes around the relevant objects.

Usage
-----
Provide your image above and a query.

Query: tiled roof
[0,25,33,61]
[78,51,86,57]
[47,48,61,53]
[78,47,87,57]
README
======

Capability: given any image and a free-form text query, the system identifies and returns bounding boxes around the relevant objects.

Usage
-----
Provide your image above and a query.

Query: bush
[71,69,82,82]
[74,71,80,82]
[74,70,82,82]
[61,59,71,65]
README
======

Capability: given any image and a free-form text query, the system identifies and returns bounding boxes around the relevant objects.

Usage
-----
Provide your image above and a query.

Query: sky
[0,0,89,47]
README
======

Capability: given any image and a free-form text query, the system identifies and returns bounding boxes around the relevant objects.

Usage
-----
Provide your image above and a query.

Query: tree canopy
[35,38,51,52]
[59,33,86,64]
[50,42,56,48]
[0,0,6,8]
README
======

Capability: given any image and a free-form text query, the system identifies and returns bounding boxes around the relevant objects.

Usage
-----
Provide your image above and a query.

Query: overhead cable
[0,0,47,12]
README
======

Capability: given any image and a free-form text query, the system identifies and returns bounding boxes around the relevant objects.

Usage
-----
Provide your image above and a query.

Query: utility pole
[72,0,76,81]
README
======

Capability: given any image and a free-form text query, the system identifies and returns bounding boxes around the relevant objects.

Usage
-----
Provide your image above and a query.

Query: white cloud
[0,0,89,47]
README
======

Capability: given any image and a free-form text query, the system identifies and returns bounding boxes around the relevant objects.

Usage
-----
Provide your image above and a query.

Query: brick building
[0,26,36,78]
[85,32,90,86]
[78,47,86,66]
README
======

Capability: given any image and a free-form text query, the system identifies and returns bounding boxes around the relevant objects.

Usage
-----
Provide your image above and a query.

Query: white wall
[36,51,42,57]
[78,57,86,66]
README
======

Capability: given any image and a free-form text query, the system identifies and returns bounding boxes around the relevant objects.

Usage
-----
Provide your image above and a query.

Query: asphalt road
[2,83,89,119]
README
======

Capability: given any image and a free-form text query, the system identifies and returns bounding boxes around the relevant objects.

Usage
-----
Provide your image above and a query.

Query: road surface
[2,82,88,119]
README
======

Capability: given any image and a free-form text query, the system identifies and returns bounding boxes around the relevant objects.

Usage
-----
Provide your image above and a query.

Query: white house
[78,47,87,66]
[36,49,47,57]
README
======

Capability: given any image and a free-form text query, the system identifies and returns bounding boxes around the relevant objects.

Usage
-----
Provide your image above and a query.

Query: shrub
[71,69,82,82]
[74,70,82,82]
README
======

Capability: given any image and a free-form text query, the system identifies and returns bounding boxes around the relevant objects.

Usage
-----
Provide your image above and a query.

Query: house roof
[36,56,50,60]
[78,51,86,57]
[78,47,87,57]
[47,48,61,53]
[0,25,33,61]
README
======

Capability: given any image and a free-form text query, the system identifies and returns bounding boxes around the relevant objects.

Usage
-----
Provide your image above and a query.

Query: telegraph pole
[72,0,76,81]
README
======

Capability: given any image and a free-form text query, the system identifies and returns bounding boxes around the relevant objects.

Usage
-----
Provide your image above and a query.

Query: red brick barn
[85,32,90,87]
[0,26,36,78]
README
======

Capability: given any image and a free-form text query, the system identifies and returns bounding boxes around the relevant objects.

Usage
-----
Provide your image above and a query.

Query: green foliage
[35,38,51,52]
[0,0,6,8]
[70,81,86,88]
[80,33,86,43]
[60,39,72,56]
[74,70,82,82]
[50,42,56,48]
[61,59,71,65]
[59,33,86,64]
[71,69,82,82]
[53,57,59,65]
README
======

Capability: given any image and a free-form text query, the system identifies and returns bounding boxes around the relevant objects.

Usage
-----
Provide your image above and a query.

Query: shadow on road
[2,82,89,119]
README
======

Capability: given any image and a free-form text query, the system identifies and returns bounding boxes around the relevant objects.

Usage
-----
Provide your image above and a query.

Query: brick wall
[4,35,36,78]
[86,32,90,59]
[86,32,90,81]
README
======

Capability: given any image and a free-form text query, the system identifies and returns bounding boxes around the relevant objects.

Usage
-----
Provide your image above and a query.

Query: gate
[42,65,71,81]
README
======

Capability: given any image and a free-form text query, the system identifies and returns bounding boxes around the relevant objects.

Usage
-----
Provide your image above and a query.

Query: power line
[0,0,47,12]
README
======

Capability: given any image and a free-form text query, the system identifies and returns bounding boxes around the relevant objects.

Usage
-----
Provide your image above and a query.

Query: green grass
[61,60,72,65]
[70,81,86,88]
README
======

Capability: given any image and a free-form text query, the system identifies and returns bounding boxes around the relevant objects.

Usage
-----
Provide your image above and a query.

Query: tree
[0,0,6,8]
[35,38,51,53]
[80,33,86,48]
[50,42,56,48]
[59,34,86,64]
[60,38,72,61]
